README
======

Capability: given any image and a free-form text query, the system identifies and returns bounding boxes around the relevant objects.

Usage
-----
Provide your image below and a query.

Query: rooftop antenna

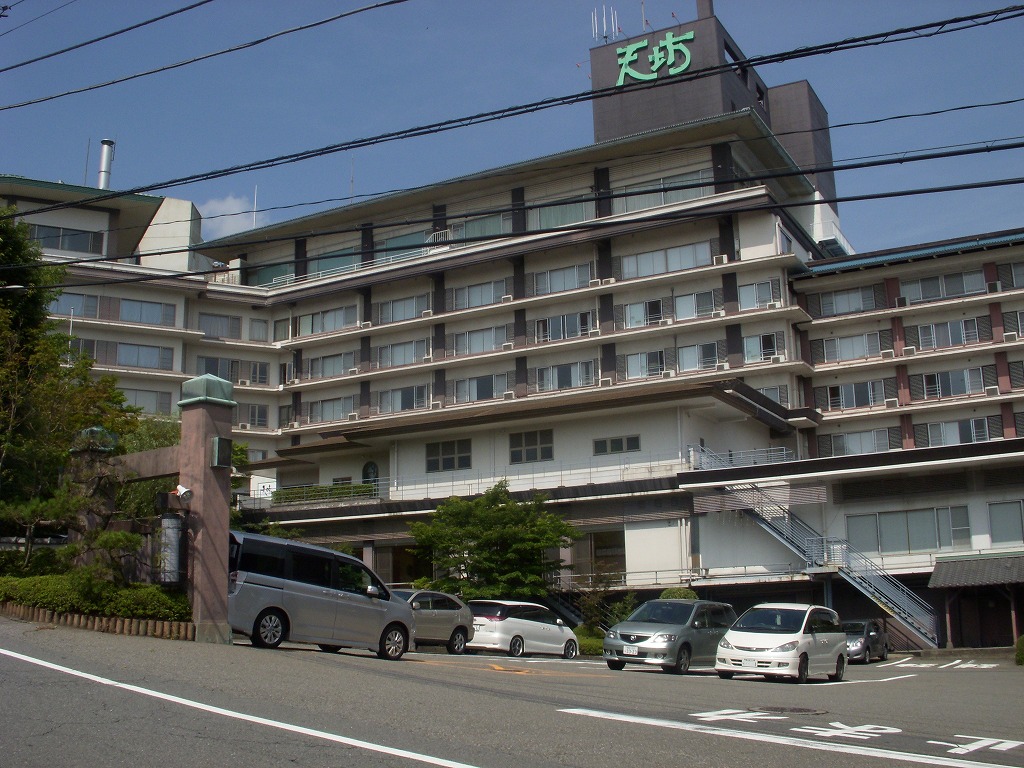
[592,5,620,43]
[253,185,258,228]
[82,138,91,186]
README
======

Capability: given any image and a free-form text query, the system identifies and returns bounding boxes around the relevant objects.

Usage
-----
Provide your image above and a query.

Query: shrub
[1016,634,1024,666]
[660,586,698,600]
[0,571,190,621]
[578,635,604,657]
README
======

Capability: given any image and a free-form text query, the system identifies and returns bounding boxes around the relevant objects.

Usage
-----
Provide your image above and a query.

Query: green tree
[409,481,579,599]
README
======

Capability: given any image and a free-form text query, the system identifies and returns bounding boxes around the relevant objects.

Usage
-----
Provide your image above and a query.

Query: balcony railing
[689,444,795,470]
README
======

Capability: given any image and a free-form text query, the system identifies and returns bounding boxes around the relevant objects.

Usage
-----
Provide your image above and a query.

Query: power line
[0,0,215,74]
[3,4,1022,223]
[0,0,73,38]
[0,0,410,110]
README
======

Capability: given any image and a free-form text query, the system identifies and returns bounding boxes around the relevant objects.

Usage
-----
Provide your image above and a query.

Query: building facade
[4,3,1021,648]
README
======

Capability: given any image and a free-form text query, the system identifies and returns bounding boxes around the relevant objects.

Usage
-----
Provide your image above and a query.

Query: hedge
[0,574,190,622]
[272,483,375,504]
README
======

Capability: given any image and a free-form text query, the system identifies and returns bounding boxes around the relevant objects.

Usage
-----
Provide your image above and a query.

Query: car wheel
[377,624,408,660]
[791,653,809,684]
[252,609,286,649]
[508,635,525,657]
[562,640,579,660]
[717,671,733,680]
[828,654,846,682]
[446,628,468,655]
[606,659,626,671]
[879,644,888,661]
[662,645,691,674]
[317,644,341,654]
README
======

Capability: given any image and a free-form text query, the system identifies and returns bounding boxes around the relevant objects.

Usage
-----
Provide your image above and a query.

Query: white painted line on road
[559,708,1013,768]
[0,646,482,768]
[940,660,964,668]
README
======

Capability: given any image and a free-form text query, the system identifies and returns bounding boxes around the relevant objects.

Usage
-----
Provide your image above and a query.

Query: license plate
[622,645,638,656]
[742,658,757,668]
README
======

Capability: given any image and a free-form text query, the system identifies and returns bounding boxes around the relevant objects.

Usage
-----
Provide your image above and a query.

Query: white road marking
[941,660,964,668]
[0,647,482,768]
[560,708,1015,768]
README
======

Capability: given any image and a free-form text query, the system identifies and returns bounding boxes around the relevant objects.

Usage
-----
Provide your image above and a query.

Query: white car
[468,600,579,659]
[715,602,847,683]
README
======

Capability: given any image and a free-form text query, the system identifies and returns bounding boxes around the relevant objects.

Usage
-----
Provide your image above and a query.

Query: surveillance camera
[174,484,194,504]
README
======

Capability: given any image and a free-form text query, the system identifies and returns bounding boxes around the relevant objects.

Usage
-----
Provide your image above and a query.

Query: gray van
[603,598,737,673]
[228,531,415,660]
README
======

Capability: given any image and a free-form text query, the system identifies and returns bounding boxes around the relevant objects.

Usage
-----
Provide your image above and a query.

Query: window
[455,373,507,403]
[925,418,989,446]
[197,357,269,385]
[624,300,663,328]
[621,240,712,279]
[250,319,268,342]
[296,305,357,336]
[626,351,664,379]
[533,263,591,295]
[778,228,793,255]
[847,507,971,554]
[252,262,294,287]
[758,386,782,404]
[819,286,875,317]
[375,230,427,262]
[822,332,881,362]
[535,311,593,341]
[117,343,173,370]
[510,429,553,464]
[738,281,774,310]
[922,368,984,398]
[378,385,428,413]
[119,299,175,326]
[453,280,506,309]
[306,351,355,379]
[198,313,242,339]
[379,294,429,323]
[50,292,98,318]
[29,223,104,254]
[674,291,715,319]
[247,449,268,462]
[310,247,358,275]
[989,501,1024,544]
[291,552,333,588]
[826,381,885,410]
[308,396,354,423]
[901,270,985,303]
[536,361,594,391]
[527,198,591,230]
[450,212,513,241]
[830,429,889,456]
[594,435,640,455]
[273,319,290,341]
[613,168,713,214]
[453,327,504,355]
[918,319,979,349]
[120,389,172,414]
[378,339,429,368]
[678,342,719,371]
[426,440,472,473]
[743,333,778,362]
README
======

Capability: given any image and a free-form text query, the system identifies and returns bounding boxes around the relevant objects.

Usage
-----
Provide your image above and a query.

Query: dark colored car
[842,619,888,663]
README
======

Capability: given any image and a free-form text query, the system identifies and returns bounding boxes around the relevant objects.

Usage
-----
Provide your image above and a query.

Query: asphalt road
[1,615,1021,768]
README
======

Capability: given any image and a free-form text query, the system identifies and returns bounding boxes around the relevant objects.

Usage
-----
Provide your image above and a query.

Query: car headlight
[771,640,800,653]
[848,638,864,648]
[606,630,617,639]
[718,637,734,650]
[653,633,678,642]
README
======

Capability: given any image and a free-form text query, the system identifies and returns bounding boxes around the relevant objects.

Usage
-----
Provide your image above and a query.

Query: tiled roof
[928,553,1024,588]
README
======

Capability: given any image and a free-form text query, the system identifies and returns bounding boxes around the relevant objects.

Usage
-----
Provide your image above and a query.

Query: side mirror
[411,601,421,611]
[556,618,564,626]
[366,585,380,598]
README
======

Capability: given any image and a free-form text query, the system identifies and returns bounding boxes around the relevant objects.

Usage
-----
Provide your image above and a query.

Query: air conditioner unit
[289,421,302,429]
[601,277,616,285]
[988,281,1003,293]
[658,318,673,325]
[588,279,601,287]
[237,379,250,386]
[503,390,516,400]
[599,377,613,387]
[986,386,1000,396]
[348,367,359,374]
[884,398,898,408]
[501,294,514,302]
[502,342,514,351]
[769,355,785,364]
[1005,331,1018,342]
[712,310,726,318]
[289,378,302,385]
[902,346,916,356]
[588,328,602,336]
[421,309,433,318]
[716,362,730,371]
[662,370,675,378]
[881,349,895,359]
[766,302,781,310]
[430,400,442,410]
[713,254,728,265]
[895,296,908,308]
[422,354,433,363]
[361,321,372,328]
[347,412,359,421]
[238,423,250,430]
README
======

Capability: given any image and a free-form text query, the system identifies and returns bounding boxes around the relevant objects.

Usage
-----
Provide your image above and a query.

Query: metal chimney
[97,139,115,190]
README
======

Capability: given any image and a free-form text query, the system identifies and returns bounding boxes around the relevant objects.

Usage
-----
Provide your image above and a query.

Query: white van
[228,531,415,660]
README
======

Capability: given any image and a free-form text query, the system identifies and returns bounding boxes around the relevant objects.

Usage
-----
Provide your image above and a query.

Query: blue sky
[2,0,1022,253]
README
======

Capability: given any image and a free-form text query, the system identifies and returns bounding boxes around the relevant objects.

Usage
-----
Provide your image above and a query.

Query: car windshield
[391,589,414,601]
[733,607,805,633]
[470,602,508,619]
[626,601,694,625]
[842,621,867,633]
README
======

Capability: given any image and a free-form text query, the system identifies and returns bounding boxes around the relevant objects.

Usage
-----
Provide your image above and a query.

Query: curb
[1,601,195,641]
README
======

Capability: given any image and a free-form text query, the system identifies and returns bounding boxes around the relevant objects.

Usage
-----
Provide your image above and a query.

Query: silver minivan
[228,531,415,660]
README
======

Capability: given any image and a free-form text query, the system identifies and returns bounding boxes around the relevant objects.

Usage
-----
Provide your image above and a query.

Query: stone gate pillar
[178,375,235,644]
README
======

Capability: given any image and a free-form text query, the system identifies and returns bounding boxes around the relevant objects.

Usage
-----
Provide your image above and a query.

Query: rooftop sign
[615,30,694,86]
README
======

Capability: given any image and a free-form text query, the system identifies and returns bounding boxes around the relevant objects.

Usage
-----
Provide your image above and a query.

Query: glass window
[738,281,773,310]
[455,373,507,403]
[626,351,664,379]
[250,319,268,342]
[989,501,1024,544]
[426,439,472,473]
[536,361,594,391]
[290,552,333,588]
[510,430,553,464]
[534,263,590,295]
[847,514,879,552]
[453,327,503,355]
[50,292,98,318]
[454,280,506,309]
[594,435,641,455]
[198,313,241,339]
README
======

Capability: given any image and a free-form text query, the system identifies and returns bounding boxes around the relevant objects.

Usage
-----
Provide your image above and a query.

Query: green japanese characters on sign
[616,30,694,86]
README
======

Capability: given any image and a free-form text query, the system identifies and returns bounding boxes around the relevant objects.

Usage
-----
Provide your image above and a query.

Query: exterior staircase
[727,483,939,648]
